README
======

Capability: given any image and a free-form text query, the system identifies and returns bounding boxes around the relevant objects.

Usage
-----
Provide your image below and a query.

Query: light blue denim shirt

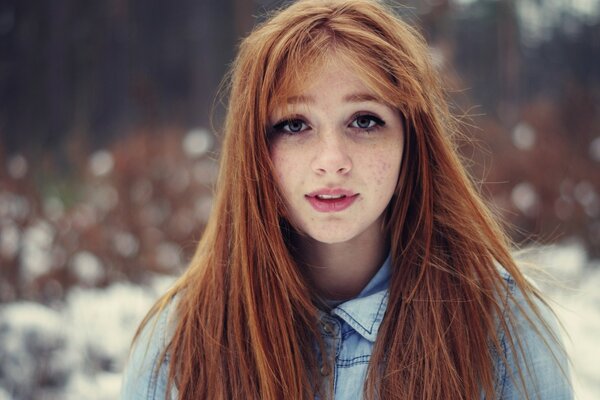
[121,255,572,399]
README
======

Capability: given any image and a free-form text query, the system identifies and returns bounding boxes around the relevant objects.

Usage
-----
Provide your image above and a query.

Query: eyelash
[272,114,385,135]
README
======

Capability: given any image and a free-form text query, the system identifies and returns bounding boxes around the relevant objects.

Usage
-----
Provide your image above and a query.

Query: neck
[293,219,388,301]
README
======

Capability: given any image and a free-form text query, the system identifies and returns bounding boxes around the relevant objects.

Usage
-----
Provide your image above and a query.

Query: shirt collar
[330,253,391,342]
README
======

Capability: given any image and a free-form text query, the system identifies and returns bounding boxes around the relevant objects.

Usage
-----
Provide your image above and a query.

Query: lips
[305,188,359,212]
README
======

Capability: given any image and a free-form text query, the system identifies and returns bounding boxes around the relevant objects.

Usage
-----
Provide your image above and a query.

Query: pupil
[290,121,302,132]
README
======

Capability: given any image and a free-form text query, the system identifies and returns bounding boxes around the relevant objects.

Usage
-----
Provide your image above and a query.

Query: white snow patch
[512,122,536,150]
[20,220,55,280]
[112,231,140,258]
[0,275,176,398]
[89,150,114,177]
[69,251,104,286]
[0,222,20,259]
[182,128,213,158]
[511,182,540,217]
[65,371,122,400]
[517,242,600,400]
[65,282,160,369]
[6,154,28,179]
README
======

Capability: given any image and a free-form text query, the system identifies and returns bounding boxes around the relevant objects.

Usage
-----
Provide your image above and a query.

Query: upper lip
[305,188,358,197]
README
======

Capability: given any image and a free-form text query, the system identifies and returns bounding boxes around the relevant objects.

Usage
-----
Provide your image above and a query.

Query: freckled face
[269,58,404,245]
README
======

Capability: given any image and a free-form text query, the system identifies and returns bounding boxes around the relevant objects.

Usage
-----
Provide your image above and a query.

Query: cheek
[271,145,299,193]
[364,150,402,190]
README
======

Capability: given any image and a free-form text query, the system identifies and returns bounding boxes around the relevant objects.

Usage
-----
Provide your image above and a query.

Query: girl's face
[269,56,404,245]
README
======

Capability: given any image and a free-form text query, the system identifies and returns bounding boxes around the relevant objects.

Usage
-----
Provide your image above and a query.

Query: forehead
[269,49,393,111]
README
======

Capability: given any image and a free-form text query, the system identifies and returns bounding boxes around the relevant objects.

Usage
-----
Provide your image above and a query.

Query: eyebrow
[344,93,382,103]
[284,93,383,104]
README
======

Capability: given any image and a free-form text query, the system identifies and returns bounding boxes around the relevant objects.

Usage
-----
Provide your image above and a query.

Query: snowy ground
[518,243,600,400]
[0,275,175,400]
[0,243,598,399]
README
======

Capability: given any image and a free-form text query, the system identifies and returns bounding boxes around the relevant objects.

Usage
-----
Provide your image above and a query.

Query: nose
[310,131,352,175]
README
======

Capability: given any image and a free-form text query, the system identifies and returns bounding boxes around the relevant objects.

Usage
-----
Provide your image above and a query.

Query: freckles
[369,161,391,187]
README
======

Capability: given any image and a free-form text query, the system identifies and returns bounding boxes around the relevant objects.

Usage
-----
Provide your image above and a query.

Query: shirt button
[321,322,333,334]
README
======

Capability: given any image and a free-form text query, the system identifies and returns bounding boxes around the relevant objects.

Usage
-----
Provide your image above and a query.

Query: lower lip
[306,194,359,212]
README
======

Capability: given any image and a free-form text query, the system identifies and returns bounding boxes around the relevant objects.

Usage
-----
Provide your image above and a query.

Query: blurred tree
[0,0,598,257]
[0,0,237,159]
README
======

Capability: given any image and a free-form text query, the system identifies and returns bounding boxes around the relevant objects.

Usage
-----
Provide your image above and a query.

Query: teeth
[316,194,346,200]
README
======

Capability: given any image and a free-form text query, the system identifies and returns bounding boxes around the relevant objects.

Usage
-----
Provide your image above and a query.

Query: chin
[304,228,358,245]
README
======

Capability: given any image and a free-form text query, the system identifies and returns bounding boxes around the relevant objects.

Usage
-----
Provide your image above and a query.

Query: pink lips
[305,188,359,212]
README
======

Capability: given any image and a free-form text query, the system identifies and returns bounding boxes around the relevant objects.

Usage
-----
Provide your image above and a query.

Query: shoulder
[120,297,179,400]
[493,267,573,400]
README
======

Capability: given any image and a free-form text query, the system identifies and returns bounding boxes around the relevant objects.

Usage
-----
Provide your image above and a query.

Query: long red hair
[135,1,564,398]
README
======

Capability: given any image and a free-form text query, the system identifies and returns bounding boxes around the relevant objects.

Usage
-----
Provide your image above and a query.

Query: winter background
[1,0,599,399]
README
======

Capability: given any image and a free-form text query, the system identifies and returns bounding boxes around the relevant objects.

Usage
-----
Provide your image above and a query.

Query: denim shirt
[121,256,572,399]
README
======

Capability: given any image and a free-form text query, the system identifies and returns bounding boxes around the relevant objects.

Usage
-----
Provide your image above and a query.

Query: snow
[517,242,600,400]
[89,150,114,177]
[574,181,600,218]
[0,192,30,222]
[0,276,174,400]
[511,182,540,217]
[20,221,55,281]
[69,251,105,286]
[0,222,20,259]
[43,196,65,221]
[130,178,153,205]
[6,155,28,180]
[64,282,163,368]
[155,242,183,270]
[0,302,76,399]
[64,372,122,400]
[182,128,213,158]
[111,231,140,258]
[512,122,536,151]
[87,184,119,213]
[0,244,599,399]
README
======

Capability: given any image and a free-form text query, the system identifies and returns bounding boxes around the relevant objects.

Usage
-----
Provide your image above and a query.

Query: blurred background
[0,0,599,399]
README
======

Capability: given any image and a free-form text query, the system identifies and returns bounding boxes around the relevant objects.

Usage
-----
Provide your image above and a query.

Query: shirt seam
[337,354,371,367]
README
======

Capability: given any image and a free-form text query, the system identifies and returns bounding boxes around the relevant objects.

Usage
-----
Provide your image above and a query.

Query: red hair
[134,1,566,398]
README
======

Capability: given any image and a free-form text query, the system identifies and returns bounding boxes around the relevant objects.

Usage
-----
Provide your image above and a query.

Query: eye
[273,118,309,134]
[350,114,385,130]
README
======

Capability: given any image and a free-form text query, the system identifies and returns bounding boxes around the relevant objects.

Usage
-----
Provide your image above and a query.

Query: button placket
[320,327,335,377]
[318,315,342,398]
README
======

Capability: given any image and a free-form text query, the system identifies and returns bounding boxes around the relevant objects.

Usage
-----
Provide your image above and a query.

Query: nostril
[310,140,352,174]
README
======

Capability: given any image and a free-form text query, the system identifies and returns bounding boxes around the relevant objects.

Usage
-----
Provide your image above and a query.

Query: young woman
[121,1,572,399]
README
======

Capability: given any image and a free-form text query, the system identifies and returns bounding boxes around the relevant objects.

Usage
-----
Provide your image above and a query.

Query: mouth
[305,189,359,212]
[314,193,348,200]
